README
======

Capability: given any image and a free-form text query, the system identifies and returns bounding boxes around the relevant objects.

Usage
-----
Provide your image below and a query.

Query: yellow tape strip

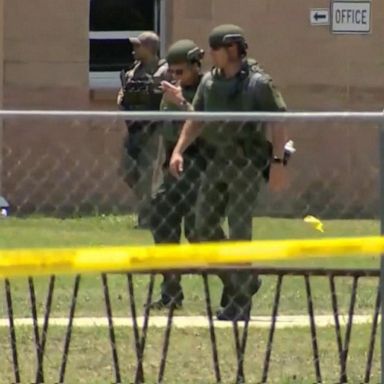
[0,236,382,278]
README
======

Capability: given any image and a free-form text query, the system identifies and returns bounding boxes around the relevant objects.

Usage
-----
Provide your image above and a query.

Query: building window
[89,0,159,89]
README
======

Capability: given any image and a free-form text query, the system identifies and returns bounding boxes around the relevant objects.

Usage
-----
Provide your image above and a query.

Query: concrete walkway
[0,315,378,329]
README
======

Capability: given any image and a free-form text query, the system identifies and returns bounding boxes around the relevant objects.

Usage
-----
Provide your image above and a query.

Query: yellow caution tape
[0,236,382,278]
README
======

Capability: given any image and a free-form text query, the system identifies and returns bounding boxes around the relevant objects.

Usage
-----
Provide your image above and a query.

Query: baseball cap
[130,31,160,50]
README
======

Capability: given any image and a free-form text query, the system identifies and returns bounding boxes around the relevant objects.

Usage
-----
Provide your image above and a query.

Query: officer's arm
[173,76,206,154]
[117,88,125,107]
[173,120,203,155]
[255,77,287,158]
[117,69,129,107]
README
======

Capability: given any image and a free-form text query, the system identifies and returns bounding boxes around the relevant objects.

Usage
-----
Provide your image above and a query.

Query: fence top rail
[124,267,380,277]
[0,110,383,123]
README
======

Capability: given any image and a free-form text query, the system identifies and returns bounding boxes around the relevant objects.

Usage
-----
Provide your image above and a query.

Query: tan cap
[130,31,160,50]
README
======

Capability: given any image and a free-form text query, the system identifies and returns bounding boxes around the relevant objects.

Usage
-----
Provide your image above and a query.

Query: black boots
[146,274,184,310]
[217,274,262,322]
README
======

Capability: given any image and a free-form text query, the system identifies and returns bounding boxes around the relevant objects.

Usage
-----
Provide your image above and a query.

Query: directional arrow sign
[310,9,330,25]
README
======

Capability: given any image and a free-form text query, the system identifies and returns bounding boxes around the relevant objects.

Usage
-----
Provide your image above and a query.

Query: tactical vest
[201,59,272,167]
[202,59,265,140]
[121,60,166,111]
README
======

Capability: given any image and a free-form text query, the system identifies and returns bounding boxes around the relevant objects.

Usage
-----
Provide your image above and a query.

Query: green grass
[0,215,151,249]
[0,324,379,383]
[0,216,380,382]
[0,215,379,248]
[0,216,380,318]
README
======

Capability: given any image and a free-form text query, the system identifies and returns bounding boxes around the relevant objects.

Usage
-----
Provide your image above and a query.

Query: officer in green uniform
[169,25,288,321]
[117,31,169,228]
[148,39,208,309]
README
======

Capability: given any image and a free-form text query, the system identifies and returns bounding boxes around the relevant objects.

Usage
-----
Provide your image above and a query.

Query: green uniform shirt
[160,83,199,142]
[159,76,203,165]
[192,59,286,165]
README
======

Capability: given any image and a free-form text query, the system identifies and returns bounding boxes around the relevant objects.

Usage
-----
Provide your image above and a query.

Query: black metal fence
[1,267,380,383]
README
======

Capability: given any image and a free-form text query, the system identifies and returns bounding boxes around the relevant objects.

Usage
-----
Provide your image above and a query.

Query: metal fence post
[0,0,4,197]
[159,0,167,58]
[380,117,384,384]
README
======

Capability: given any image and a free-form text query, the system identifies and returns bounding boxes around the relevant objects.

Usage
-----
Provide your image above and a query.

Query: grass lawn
[0,216,380,382]
[0,324,379,383]
[0,216,379,317]
[0,215,379,249]
[0,216,380,318]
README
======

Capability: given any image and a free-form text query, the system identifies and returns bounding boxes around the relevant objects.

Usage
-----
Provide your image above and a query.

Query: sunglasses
[169,68,184,76]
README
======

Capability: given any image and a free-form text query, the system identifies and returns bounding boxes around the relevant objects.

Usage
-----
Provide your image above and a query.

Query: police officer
[117,31,169,229]
[169,25,288,321]
[148,40,207,309]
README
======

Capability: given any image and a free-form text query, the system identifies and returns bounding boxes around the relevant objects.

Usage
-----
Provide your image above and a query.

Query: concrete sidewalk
[0,314,377,329]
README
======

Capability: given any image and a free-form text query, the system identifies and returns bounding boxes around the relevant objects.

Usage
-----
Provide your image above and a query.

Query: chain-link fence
[0,111,383,383]
[1,111,381,219]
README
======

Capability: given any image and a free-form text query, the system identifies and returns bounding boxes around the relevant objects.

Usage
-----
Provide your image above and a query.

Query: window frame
[89,30,144,89]
[89,0,165,90]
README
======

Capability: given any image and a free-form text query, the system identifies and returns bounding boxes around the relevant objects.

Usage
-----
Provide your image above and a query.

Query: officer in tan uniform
[148,39,208,309]
[170,25,289,321]
[117,32,169,228]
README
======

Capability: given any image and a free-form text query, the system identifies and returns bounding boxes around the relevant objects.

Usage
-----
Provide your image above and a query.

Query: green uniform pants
[120,122,163,227]
[150,150,207,305]
[196,155,262,309]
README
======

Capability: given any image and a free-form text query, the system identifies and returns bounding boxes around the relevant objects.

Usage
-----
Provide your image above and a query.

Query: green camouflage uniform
[192,24,287,320]
[151,84,206,307]
[119,58,168,227]
[148,40,212,308]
